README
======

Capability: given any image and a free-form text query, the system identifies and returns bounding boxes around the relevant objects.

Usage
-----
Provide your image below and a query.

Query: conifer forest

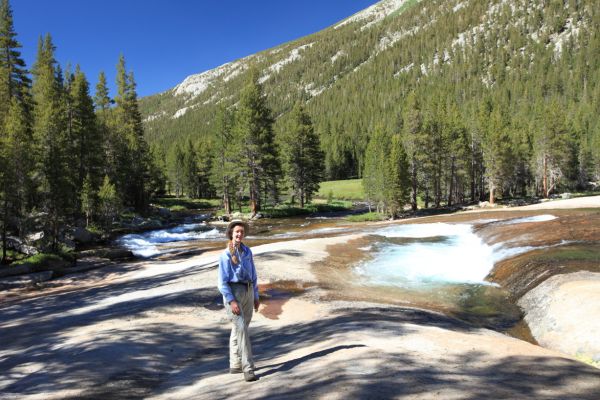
[2,0,600,261]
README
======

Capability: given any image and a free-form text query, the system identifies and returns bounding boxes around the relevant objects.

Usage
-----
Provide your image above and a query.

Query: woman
[217,220,260,382]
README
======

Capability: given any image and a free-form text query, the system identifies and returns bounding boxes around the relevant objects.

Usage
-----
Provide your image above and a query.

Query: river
[115,207,600,339]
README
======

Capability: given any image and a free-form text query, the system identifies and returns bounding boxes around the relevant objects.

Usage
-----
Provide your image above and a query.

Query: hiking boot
[244,370,258,382]
[229,367,242,374]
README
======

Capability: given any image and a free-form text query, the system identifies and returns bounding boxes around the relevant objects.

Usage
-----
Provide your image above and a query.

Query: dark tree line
[0,0,160,260]
[140,0,600,216]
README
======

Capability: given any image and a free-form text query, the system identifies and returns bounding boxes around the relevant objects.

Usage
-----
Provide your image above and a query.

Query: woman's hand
[254,298,260,312]
[230,300,241,315]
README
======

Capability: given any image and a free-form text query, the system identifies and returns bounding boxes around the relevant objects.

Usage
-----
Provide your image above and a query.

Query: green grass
[153,197,220,211]
[316,179,364,201]
[13,253,63,267]
[238,201,351,218]
[346,212,387,222]
[575,353,600,368]
[389,0,420,18]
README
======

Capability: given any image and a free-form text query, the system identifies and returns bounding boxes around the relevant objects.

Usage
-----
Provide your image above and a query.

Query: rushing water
[116,215,349,257]
[116,211,564,335]
[116,222,222,257]
[354,219,556,287]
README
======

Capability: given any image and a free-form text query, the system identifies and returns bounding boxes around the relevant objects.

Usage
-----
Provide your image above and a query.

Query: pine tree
[533,98,573,197]
[401,91,426,211]
[80,173,94,227]
[0,0,31,122]
[68,66,104,204]
[0,0,31,261]
[281,103,324,208]
[113,55,151,210]
[195,138,214,199]
[98,175,119,230]
[168,143,185,197]
[1,98,31,262]
[386,134,410,217]
[31,34,73,250]
[443,101,469,206]
[94,71,115,181]
[147,144,167,197]
[210,106,237,214]
[233,68,281,215]
[480,102,512,204]
[362,126,389,213]
[183,139,198,197]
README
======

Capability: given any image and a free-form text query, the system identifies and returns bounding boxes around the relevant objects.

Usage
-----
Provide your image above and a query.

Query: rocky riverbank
[1,197,599,399]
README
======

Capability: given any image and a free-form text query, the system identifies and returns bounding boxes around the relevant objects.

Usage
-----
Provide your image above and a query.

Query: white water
[498,214,557,225]
[117,223,221,257]
[356,218,556,287]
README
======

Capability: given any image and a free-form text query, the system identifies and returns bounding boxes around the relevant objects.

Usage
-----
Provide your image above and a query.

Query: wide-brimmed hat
[226,220,250,240]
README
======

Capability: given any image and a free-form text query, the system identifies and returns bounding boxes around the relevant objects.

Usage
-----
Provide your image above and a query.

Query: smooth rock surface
[518,271,600,363]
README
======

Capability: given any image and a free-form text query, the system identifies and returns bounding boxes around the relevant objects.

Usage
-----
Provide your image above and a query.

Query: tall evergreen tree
[31,34,72,250]
[1,98,31,262]
[363,126,389,213]
[210,106,237,214]
[0,0,31,261]
[168,143,185,197]
[68,66,104,204]
[480,102,512,204]
[0,0,30,122]
[114,55,151,210]
[182,138,199,197]
[386,133,410,217]
[94,71,115,180]
[281,103,324,208]
[401,91,426,211]
[233,68,280,215]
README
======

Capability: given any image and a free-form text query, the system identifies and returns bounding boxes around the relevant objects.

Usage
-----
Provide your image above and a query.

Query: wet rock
[140,219,162,229]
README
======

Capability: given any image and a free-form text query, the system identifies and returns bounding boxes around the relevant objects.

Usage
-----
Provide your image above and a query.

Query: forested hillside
[140,0,600,211]
[0,0,161,261]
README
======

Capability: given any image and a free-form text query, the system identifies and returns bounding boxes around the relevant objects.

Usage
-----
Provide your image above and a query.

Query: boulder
[157,207,172,218]
[6,236,39,256]
[140,219,163,229]
[72,227,94,244]
[518,271,600,364]
[26,231,44,243]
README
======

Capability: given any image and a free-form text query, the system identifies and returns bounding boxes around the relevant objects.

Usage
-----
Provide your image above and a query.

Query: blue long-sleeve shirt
[217,243,258,304]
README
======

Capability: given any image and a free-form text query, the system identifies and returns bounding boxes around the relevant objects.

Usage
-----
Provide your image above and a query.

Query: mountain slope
[140,0,600,182]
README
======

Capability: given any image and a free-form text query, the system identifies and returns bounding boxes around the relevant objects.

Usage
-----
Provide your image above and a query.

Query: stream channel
[115,213,563,341]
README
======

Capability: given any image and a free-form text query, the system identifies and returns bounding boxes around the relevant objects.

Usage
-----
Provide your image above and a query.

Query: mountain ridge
[140,0,599,187]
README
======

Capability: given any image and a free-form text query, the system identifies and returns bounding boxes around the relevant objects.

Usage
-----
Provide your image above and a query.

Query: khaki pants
[224,283,255,372]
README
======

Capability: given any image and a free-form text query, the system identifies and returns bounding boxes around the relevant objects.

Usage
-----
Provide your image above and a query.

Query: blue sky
[12,0,378,98]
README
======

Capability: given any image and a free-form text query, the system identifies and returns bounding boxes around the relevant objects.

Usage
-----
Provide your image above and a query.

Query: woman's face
[232,225,245,245]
